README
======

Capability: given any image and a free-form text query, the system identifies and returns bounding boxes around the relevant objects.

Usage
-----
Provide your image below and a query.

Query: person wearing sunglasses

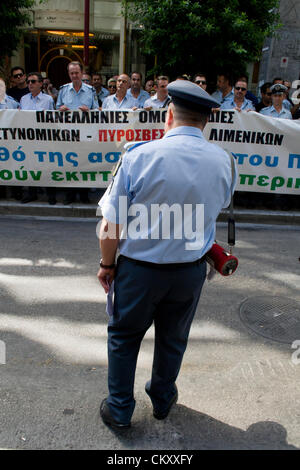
[107,78,117,95]
[236,75,258,107]
[6,67,29,103]
[193,73,207,91]
[255,82,272,112]
[19,72,55,204]
[259,83,292,119]
[220,79,255,111]
[20,72,55,110]
[82,72,91,85]
[91,73,109,106]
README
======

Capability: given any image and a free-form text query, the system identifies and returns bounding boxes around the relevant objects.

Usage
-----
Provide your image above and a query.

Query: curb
[1,201,300,225]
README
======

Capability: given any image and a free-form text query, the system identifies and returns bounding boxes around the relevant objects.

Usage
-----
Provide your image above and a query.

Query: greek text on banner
[0,109,299,194]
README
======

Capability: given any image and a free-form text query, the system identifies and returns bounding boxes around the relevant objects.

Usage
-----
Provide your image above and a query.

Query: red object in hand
[205,243,238,276]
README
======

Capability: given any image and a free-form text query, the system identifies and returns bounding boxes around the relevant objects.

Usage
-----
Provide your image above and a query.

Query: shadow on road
[104,404,297,450]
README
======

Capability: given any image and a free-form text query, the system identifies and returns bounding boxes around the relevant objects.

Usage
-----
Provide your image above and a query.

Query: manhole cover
[240,296,300,344]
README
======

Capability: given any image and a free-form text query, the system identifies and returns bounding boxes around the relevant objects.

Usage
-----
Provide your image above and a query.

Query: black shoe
[21,195,37,204]
[145,382,178,420]
[48,197,57,205]
[100,399,131,429]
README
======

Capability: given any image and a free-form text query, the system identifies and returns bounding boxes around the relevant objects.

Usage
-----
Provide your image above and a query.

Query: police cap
[270,83,287,95]
[167,80,220,111]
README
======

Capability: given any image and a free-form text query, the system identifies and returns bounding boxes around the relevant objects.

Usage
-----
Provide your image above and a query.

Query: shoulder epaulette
[59,83,69,90]
[112,155,123,177]
[124,141,150,153]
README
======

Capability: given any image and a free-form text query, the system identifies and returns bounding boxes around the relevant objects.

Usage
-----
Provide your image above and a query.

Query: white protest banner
[0,109,165,188]
[205,109,300,195]
[0,109,299,194]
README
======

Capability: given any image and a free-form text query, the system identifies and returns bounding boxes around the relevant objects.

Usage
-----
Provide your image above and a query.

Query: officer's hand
[97,267,115,293]
[59,105,70,111]
[79,105,89,111]
[144,106,152,111]
[211,107,220,113]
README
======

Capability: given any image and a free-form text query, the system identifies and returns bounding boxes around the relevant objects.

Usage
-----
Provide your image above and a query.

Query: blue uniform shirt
[0,94,19,109]
[143,94,171,108]
[259,105,292,119]
[101,93,137,110]
[99,126,236,263]
[211,88,234,104]
[96,87,109,104]
[56,82,99,110]
[127,88,150,108]
[220,97,255,111]
[283,99,292,110]
[20,92,54,110]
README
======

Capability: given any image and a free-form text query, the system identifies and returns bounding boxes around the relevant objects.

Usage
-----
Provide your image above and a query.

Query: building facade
[259,0,300,86]
[11,0,147,88]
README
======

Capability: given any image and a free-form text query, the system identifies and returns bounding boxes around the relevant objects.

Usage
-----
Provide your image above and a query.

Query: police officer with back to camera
[97,80,237,429]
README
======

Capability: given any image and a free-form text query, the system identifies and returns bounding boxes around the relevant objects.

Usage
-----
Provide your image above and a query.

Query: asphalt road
[0,217,300,450]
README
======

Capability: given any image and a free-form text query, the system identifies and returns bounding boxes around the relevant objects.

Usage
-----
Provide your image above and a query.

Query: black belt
[119,255,206,270]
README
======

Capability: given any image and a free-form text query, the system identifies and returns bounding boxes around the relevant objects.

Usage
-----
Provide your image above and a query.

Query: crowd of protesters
[0,63,299,206]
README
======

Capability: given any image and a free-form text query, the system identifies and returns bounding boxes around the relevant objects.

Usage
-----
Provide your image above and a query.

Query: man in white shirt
[102,74,137,109]
[143,76,171,109]
[127,71,150,108]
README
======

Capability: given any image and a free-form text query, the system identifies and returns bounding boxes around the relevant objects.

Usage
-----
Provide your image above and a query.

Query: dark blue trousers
[106,255,207,424]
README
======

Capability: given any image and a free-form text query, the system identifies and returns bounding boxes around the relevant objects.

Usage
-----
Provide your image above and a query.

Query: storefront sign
[34,10,84,30]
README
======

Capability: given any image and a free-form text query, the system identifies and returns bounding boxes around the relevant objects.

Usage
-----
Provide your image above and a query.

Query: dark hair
[157,75,169,81]
[27,72,43,82]
[260,82,272,94]
[131,71,142,80]
[235,78,248,87]
[272,77,283,84]
[176,74,190,80]
[10,66,25,76]
[67,61,83,72]
[172,99,210,127]
[193,72,207,81]
[217,72,233,86]
[92,72,102,79]
[237,73,248,83]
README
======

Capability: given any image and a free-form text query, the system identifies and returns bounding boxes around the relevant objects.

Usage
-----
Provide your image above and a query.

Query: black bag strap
[162,96,171,107]
[226,151,236,248]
